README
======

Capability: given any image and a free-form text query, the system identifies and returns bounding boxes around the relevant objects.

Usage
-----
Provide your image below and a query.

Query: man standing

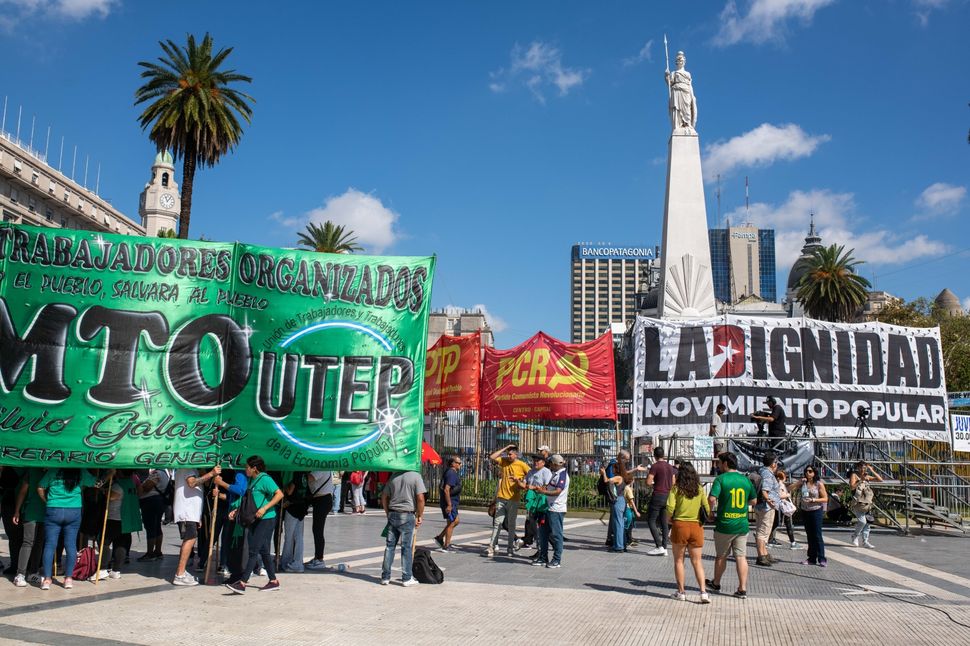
[484,444,529,558]
[380,470,426,586]
[645,447,676,556]
[172,466,220,586]
[533,455,569,568]
[517,454,552,552]
[710,403,726,475]
[752,396,787,439]
[706,452,757,599]
[753,452,781,567]
[433,457,462,553]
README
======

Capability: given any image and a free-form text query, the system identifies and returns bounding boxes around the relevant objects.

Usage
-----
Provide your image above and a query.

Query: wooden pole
[203,486,220,585]
[274,510,283,571]
[93,472,114,585]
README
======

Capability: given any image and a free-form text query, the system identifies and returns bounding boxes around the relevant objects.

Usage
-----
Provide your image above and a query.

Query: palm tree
[297,221,364,254]
[795,244,872,322]
[135,33,254,239]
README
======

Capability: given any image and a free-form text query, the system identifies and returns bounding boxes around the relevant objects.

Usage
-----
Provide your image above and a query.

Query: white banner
[633,315,949,440]
[952,414,970,453]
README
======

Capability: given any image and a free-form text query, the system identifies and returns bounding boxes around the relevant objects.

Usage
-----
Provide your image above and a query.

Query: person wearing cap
[537,445,551,461]
[530,454,569,568]
[752,396,787,439]
[516,454,551,553]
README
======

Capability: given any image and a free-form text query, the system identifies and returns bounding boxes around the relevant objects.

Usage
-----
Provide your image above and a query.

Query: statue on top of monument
[665,51,697,134]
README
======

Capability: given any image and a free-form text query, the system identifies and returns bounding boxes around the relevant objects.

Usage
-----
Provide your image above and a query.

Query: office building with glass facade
[708,226,776,304]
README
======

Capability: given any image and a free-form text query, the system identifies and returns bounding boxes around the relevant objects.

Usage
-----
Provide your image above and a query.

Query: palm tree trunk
[178,143,197,240]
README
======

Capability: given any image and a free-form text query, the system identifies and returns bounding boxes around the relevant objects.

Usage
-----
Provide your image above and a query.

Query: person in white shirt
[516,455,552,552]
[172,466,220,586]
[531,454,570,568]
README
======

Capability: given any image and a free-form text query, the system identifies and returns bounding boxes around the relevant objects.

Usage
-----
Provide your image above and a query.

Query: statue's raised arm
[667,51,697,135]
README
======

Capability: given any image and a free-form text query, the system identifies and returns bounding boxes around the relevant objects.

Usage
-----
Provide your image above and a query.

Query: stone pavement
[1,509,970,645]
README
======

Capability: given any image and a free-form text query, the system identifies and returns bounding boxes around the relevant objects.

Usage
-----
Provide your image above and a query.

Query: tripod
[852,414,874,462]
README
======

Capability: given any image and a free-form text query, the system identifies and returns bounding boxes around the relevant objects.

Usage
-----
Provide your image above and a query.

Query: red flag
[424,332,481,412]
[480,331,616,421]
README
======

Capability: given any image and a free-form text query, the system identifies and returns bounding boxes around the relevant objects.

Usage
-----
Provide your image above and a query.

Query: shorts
[714,531,748,558]
[440,499,459,522]
[669,520,704,547]
[177,521,199,541]
[754,509,775,543]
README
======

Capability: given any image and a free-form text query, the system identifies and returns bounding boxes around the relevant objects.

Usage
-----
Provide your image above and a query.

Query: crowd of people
[0,444,884,598]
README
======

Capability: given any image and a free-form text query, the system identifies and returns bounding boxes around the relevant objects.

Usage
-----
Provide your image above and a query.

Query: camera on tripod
[856,405,871,420]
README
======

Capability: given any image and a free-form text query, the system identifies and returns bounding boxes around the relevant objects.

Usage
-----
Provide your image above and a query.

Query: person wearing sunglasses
[794,466,828,566]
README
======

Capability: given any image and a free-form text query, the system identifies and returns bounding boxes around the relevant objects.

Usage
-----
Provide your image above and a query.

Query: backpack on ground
[72,546,98,581]
[851,479,874,513]
[412,548,444,584]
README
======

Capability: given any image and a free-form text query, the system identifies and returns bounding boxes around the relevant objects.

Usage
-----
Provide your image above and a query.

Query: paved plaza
[1,509,969,645]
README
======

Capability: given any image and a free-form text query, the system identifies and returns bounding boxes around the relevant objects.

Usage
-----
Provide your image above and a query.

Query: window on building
[13,159,22,173]
[49,181,57,195]
[27,196,36,212]
[9,188,18,203]
[162,172,169,187]
[31,171,39,185]
[45,208,53,222]
[60,217,67,227]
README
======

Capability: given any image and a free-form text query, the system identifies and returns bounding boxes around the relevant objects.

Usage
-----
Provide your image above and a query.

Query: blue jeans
[381,512,416,582]
[611,495,626,550]
[852,509,871,542]
[539,511,565,564]
[802,508,826,563]
[42,507,82,578]
[281,512,305,572]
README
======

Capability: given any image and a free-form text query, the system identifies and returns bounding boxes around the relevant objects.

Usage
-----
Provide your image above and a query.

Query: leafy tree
[297,221,363,254]
[135,33,254,239]
[795,244,871,322]
[877,298,970,391]
[157,228,177,238]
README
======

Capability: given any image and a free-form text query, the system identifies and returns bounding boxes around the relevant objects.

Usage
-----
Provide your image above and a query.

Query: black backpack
[412,548,444,584]
[238,476,263,527]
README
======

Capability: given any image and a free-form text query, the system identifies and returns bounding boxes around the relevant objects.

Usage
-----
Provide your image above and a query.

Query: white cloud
[702,123,830,181]
[443,304,508,333]
[0,0,116,25]
[489,41,589,103]
[267,210,303,229]
[272,189,402,254]
[726,189,948,276]
[962,297,970,312]
[713,0,836,46]
[913,0,949,26]
[622,39,654,66]
[914,182,966,218]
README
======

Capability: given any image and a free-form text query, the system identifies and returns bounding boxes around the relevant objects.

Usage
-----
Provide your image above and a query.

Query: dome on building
[934,288,963,317]
[153,150,174,166]
[786,216,824,292]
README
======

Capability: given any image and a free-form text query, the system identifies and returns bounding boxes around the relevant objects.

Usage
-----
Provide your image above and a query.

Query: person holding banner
[172,466,221,587]
[483,444,529,558]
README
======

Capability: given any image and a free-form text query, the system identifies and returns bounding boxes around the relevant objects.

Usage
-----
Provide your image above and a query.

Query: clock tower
[139,150,181,236]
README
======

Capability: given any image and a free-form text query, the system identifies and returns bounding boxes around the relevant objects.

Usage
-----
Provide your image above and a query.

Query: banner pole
[474,418,482,494]
[93,472,114,585]
[203,486,219,585]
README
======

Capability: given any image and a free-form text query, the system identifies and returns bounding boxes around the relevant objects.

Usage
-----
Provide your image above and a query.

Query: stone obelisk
[657,49,716,319]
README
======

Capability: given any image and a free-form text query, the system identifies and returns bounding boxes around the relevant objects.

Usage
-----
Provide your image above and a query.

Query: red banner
[424,333,481,412]
[480,331,617,421]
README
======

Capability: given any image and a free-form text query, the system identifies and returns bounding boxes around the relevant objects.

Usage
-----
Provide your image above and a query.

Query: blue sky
[1,0,967,346]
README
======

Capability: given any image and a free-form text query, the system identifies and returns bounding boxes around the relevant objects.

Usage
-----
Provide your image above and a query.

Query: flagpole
[93,472,115,585]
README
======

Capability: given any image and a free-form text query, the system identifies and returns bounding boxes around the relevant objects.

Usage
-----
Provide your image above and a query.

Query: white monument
[657,48,716,319]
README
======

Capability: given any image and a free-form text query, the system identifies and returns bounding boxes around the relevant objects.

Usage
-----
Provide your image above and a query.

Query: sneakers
[225,581,246,595]
[647,547,667,556]
[863,541,875,549]
[108,570,122,579]
[530,559,547,567]
[513,539,525,551]
[672,591,687,601]
[379,579,390,586]
[41,579,51,591]
[818,559,828,567]
[137,553,156,562]
[699,592,711,604]
[547,562,561,569]
[63,578,73,589]
[217,567,231,577]
[260,580,280,592]
[433,535,446,550]
[27,574,42,585]
[800,559,814,565]
[705,579,721,592]
[402,578,420,587]
[173,572,199,586]
[850,535,860,547]
[768,539,782,548]
[755,556,772,567]
[790,541,800,550]
[306,559,328,570]
[13,574,26,588]
[733,589,747,599]
[629,540,640,547]
[481,547,495,557]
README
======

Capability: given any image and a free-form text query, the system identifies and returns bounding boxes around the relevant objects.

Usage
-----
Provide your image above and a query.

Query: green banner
[0,224,434,471]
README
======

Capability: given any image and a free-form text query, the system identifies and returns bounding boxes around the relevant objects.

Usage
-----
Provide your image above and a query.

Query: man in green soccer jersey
[705,452,757,599]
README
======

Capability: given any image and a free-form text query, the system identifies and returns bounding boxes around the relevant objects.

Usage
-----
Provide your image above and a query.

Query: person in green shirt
[12,468,47,587]
[225,456,283,595]
[705,452,757,599]
[37,468,96,590]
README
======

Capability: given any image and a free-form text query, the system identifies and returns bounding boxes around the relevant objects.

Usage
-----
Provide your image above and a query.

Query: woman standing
[770,470,799,550]
[849,461,882,549]
[665,462,711,603]
[306,470,334,569]
[795,466,828,566]
[280,471,309,573]
[225,456,284,594]
[351,471,368,514]
[37,468,96,590]
[600,456,628,553]
[12,468,47,587]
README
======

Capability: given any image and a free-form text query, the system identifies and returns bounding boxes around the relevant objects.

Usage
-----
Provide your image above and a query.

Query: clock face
[159,193,175,210]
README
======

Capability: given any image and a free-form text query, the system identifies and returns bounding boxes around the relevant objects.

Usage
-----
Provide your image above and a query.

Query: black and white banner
[633,316,949,440]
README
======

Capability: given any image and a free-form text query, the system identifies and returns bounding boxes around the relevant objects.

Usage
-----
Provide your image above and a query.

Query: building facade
[784,219,824,317]
[570,244,659,343]
[1,129,179,238]
[708,226,776,305]
[427,308,495,349]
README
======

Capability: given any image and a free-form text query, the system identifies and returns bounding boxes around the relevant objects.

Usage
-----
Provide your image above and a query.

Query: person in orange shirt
[482,444,529,558]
